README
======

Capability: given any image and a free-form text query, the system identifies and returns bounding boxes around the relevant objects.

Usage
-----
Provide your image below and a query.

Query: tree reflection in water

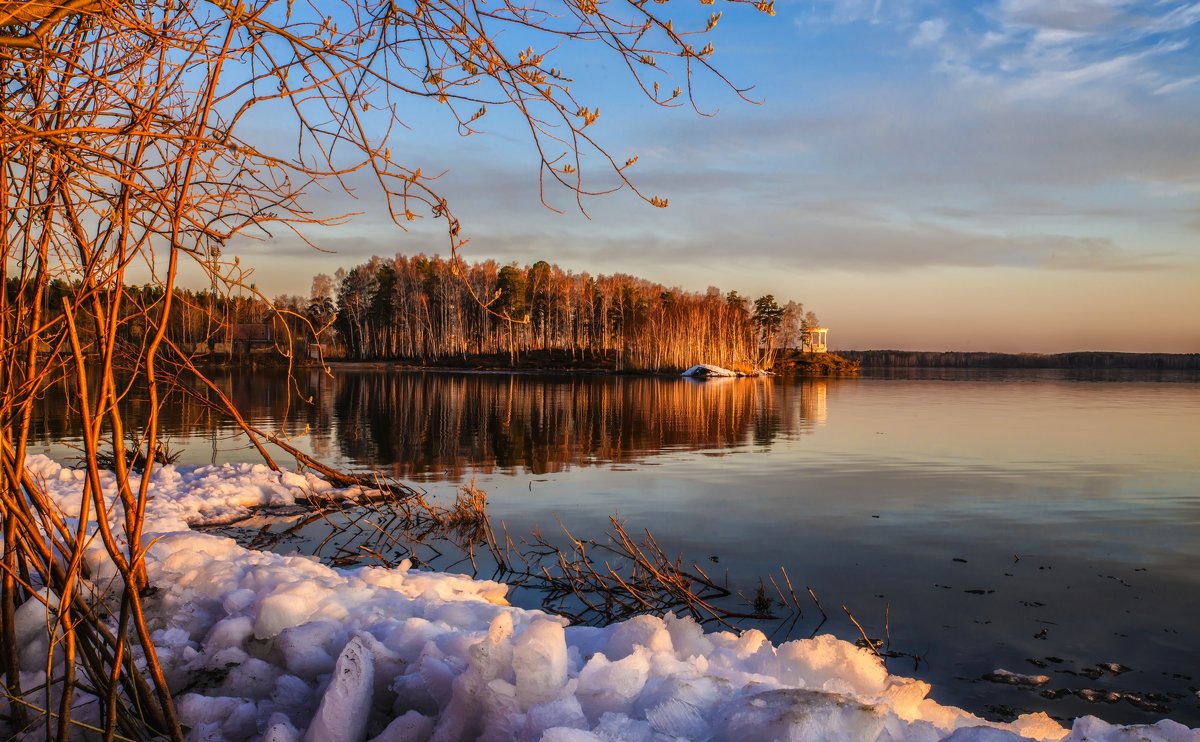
[317,371,826,480]
[29,369,828,480]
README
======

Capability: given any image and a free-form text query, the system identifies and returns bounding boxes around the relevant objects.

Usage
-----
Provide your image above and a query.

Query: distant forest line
[841,350,1200,370]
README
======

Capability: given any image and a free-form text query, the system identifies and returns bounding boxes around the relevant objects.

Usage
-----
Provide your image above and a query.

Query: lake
[29,366,1200,727]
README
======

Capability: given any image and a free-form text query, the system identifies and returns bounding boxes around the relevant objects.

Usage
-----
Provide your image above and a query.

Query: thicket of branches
[1,0,774,737]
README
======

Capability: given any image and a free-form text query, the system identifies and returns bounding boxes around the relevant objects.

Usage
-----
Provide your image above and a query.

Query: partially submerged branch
[210,489,841,639]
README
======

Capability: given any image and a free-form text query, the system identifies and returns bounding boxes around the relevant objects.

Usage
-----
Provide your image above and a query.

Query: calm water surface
[31,368,1200,726]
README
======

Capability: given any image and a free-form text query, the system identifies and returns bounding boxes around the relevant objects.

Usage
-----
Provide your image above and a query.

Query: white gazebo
[801,327,828,354]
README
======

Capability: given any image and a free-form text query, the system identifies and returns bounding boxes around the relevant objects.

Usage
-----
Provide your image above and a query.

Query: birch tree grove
[2,0,774,736]
[329,254,801,372]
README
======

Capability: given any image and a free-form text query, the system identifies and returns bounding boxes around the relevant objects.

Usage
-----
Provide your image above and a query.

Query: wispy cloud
[996,0,1135,35]
[999,42,1183,100]
[813,1,1200,101]
[795,0,902,27]
[910,18,948,48]
[458,205,1194,276]
[976,2,1196,99]
[1153,74,1200,95]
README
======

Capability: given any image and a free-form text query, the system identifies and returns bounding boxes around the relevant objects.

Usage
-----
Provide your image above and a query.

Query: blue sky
[234,0,1200,352]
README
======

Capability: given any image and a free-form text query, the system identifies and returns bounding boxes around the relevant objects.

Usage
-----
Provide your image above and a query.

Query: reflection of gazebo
[801,327,828,354]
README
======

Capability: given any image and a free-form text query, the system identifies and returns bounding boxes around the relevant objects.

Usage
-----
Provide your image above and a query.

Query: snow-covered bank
[681,364,765,378]
[9,457,1197,741]
[681,364,740,378]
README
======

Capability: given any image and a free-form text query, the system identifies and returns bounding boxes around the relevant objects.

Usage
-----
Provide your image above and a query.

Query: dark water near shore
[30,367,1200,727]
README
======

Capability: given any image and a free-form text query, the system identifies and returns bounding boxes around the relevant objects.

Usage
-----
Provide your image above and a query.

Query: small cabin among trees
[214,323,275,355]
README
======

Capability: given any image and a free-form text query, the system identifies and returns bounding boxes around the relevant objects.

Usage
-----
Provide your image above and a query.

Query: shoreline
[841,350,1200,371]
[196,349,1199,375]
[202,350,864,377]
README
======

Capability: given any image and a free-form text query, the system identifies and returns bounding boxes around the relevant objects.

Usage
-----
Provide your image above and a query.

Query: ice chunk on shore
[255,583,326,639]
[577,650,650,720]
[277,620,347,679]
[367,710,434,742]
[303,634,375,742]
[540,729,604,742]
[263,713,301,742]
[711,688,888,740]
[1065,716,1199,741]
[773,633,889,696]
[513,618,569,708]
[175,694,259,740]
[983,669,1051,687]
[14,589,60,674]
[941,728,1029,741]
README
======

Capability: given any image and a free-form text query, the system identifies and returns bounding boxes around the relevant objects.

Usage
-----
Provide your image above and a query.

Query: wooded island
[31,254,848,374]
[306,254,829,372]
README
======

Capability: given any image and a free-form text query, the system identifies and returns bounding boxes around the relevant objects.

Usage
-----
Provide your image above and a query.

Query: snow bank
[680,364,741,378]
[12,456,1198,742]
